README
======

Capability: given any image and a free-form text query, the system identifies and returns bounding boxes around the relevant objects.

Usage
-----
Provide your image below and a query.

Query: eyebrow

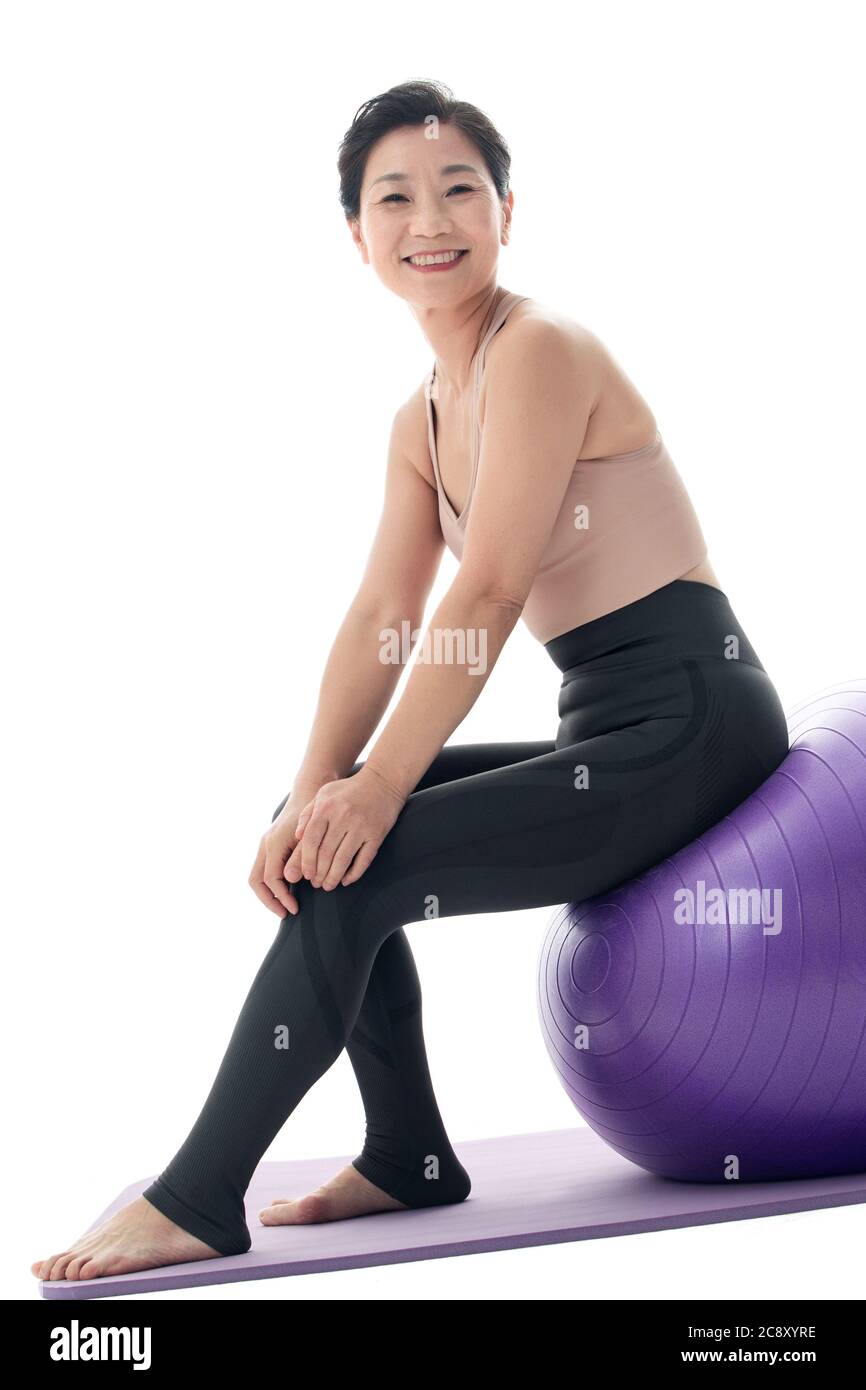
[368,163,481,190]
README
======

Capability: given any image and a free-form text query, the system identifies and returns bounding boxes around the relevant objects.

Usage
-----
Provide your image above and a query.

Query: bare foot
[31,1195,223,1283]
[260,1162,407,1226]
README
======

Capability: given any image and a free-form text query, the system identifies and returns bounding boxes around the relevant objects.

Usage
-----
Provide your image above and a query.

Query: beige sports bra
[424,290,709,645]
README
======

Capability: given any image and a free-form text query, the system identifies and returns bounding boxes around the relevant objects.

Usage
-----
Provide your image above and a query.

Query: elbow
[351,598,424,631]
[456,579,526,617]
[484,590,526,616]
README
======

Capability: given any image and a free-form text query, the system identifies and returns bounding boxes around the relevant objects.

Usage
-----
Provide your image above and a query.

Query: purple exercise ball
[537,678,866,1182]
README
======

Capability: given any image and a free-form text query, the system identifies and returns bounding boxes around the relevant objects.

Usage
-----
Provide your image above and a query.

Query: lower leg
[141,870,397,1254]
[343,742,554,1205]
[346,928,470,1206]
[269,741,553,1212]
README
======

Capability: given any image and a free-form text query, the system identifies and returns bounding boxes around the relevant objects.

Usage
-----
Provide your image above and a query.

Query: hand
[248,791,312,917]
[284,766,407,891]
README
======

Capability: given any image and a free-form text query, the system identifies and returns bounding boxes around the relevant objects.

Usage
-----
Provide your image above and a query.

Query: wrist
[289,779,332,807]
[359,762,409,806]
[292,767,342,795]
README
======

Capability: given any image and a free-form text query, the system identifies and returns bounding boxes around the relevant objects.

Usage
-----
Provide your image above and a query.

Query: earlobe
[500,192,514,244]
[347,217,368,262]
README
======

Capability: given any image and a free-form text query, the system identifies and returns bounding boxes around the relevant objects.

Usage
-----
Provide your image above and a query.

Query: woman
[32,80,790,1282]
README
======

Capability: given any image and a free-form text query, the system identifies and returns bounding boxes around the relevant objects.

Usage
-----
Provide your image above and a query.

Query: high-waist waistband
[544,579,765,679]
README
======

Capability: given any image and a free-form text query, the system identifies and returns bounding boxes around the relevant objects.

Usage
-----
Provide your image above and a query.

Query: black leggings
[142,580,790,1255]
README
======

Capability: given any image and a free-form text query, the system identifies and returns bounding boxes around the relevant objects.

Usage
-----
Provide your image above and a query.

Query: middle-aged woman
[33,80,790,1283]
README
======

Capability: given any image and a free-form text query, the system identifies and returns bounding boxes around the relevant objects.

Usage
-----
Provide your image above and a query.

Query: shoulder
[393,378,437,490]
[482,299,606,408]
[486,299,606,384]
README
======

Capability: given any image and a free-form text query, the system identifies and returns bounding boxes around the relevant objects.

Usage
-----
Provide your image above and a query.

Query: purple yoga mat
[40,1127,866,1299]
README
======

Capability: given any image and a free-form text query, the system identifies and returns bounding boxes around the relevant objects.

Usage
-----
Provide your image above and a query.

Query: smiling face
[349,122,513,303]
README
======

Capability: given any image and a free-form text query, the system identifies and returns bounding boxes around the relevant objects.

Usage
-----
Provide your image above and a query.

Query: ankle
[352,1147,471,1208]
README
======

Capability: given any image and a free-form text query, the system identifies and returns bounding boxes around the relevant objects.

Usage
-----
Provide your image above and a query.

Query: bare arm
[290,399,445,798]
[362,317,600,800]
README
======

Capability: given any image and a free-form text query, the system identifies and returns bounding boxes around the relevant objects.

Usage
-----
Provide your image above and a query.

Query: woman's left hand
[283,766,408,891]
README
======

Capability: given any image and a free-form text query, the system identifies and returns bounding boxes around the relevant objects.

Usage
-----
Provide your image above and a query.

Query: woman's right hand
[249,789,314,918]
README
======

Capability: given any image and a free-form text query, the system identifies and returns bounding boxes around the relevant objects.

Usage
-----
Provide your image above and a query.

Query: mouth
[402,249,469,271]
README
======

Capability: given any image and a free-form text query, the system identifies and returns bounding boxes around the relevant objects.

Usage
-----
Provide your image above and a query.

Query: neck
[418,285,509,397]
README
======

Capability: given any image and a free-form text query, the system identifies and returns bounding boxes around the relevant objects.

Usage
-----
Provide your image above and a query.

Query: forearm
[291,605,416,795]
[363,580,522,800]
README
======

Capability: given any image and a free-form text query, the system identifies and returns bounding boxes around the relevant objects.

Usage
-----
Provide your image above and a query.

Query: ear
[347,215,369,264]
[500,188,515,246]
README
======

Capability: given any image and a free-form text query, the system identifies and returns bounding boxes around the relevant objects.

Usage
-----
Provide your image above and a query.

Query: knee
[298,862,402,942]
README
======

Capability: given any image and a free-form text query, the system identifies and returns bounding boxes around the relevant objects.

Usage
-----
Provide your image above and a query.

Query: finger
[283,840,305,883]
[258,875,299,917]
[249,877,284,915]
[312,825,351,886]
[264,884,300,918]
[284,839,304,884]
[263,856,301,916]
[250,837,298,917]
[294,800,315,840]
[249,845,284,913]
[341,840,379,886]
[300,813,327,882]
[320,830,360,890]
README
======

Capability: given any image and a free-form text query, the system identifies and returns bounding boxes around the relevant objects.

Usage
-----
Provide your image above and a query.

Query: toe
[47,1252,74,1282]
[260,1193,326,1226]
[65,1255,93,1282]
[259,1201,293,1225]
[38,1254,61,1280]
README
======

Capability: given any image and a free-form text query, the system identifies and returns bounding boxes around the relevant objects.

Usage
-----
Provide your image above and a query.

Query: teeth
[407,250,465,266]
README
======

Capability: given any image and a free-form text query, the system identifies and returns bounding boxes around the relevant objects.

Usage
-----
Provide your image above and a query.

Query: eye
[380,184,475,204]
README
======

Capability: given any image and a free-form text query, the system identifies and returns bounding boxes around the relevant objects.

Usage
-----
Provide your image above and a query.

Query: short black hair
[337,79,511,222]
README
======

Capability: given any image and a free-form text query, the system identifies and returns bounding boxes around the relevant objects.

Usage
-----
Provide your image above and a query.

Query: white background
[4,0,864,1302]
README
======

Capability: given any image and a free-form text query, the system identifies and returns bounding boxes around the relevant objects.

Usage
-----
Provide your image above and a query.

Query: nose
[407,189,455,239]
